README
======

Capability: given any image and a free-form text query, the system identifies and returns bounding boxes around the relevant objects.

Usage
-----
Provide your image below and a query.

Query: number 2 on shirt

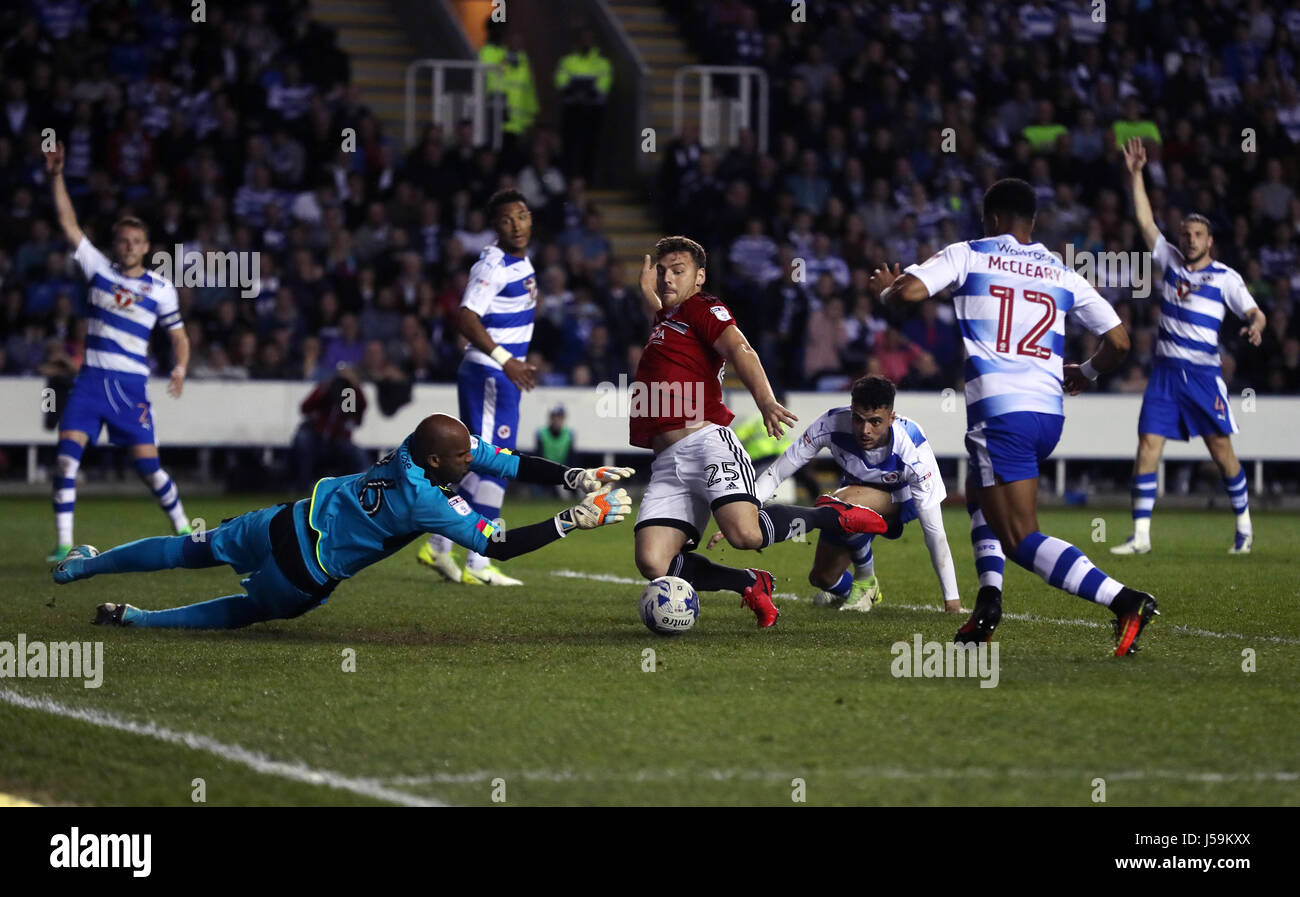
[989,284,1056,359]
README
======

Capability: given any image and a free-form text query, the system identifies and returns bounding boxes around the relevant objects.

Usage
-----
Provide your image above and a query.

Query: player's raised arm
[1122,137,1161,250]
[713,326,797,438]
[639,253,663,316]
[44,142,85,247]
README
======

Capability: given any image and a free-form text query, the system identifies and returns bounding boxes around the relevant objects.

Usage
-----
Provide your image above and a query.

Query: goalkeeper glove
[556,487,632,533]
[562,465,636,492]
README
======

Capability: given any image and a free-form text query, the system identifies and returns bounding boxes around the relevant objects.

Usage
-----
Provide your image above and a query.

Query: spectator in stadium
[535,404,574,468]
[289,364,368,491]
[554,28,612,182]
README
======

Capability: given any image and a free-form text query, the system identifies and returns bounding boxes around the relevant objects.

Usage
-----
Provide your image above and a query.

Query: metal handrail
[404,59,503,150]
[672,65,769,153]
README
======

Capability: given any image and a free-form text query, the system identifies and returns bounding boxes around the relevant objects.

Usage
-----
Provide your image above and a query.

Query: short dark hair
[112,216,149,239]
[653,235,706,269]
[982,178,1037,224]
[850,374,895,411]
[1184,212,1213,234]
[486,188,528,220]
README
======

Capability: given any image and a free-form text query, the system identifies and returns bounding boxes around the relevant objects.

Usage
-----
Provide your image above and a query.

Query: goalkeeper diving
[52,414,634,629]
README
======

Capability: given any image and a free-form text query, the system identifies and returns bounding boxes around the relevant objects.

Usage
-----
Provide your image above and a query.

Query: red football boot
[741,569,780,628]
[815,494,889,535]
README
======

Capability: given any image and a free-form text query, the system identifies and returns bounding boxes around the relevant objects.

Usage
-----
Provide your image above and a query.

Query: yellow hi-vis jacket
[554,48,612,103]
[479,44,539,135]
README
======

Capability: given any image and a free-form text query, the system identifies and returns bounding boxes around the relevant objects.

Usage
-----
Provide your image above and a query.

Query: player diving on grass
[631,236,889,629]
[43,142,192,562]
[53,414,633,629]
[1110,137,1265,557]
[870,178,1159,656]
[707,375,962,614]
[419,188,542,586]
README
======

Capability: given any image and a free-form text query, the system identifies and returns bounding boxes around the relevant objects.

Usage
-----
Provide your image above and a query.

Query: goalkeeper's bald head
[412,414,472,484]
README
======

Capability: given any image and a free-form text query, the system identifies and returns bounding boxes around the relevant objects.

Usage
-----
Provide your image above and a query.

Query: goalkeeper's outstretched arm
[502,450,636,493]
[480,488,632,561]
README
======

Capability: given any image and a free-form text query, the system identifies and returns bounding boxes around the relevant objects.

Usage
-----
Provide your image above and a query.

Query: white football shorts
[634,423,759,545]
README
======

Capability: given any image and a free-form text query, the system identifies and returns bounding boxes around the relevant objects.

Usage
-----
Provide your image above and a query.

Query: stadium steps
[607,0,700,146]
[596,2,704,271]
[588,188,662,273]
[310,0,419,145]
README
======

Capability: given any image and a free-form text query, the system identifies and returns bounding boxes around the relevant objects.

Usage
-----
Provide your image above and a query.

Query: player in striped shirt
[43,143,191,563]
[418,189,544,586]
[871,178,1159,657]
[728,375,963,614]
[1110,138,1266,556]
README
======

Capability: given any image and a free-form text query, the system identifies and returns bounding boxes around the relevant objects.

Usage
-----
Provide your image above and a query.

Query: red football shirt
[629,291,738,448]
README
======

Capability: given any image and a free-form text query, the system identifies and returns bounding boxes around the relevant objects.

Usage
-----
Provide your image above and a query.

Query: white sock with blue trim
[1223,469,1250,533]
[1132,471,1157,542]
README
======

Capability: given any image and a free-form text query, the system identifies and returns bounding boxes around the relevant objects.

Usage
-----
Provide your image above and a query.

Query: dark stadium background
[1,0,1297,491]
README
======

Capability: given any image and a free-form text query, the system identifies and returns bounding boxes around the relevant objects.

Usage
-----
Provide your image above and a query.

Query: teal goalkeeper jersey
[294,434,521,581]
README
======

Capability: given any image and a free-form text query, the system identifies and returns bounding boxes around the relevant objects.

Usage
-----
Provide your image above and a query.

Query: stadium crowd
[2,0,1299,412]
[660,0,1300,395]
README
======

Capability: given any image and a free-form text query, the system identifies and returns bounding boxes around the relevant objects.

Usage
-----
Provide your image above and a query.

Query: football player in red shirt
[631,236,888,627]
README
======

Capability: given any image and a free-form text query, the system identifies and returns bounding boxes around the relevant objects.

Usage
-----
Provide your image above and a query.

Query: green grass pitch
[1,494,1296,806]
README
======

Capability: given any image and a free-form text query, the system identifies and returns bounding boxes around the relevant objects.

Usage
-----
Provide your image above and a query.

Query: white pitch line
[551,569,1300,645]
[384,767,1299,786]
[0,688,446,807]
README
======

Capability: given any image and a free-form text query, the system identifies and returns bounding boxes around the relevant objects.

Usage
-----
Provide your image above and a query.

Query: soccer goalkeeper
[52,414,633,629]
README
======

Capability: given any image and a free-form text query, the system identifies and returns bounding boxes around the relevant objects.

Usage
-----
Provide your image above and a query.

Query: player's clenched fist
[556,487,632,531]
[44,141,65,175]
[562,465,636,492]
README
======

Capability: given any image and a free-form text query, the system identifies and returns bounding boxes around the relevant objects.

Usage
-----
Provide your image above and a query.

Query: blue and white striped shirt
[755,408,945,510]
[74,237,182,379]
[1151,235,1257,373]
[905,235,1121,426]
[461,244,536,370]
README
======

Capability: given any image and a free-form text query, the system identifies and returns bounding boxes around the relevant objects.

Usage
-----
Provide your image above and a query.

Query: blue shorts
[208,503,332,620]
[60,369,156,446]
[458,360,521,449]
[1138,363,1237,441]
[965,411,1064,487]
